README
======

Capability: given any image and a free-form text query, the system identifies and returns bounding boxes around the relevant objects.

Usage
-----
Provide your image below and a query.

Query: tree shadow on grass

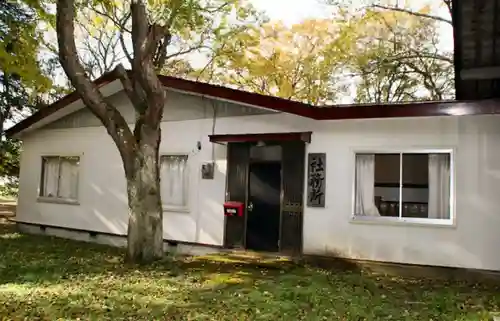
[1,222,500,320]
[0,221,130,284]
[3,267,500,321]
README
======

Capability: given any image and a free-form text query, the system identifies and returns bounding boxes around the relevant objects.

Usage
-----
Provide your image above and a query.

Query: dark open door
[224,142,249,248]
[246,161,281,252]
[280,141,306,255]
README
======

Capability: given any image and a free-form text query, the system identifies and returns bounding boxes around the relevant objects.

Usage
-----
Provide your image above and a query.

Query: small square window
[39,156,80,202]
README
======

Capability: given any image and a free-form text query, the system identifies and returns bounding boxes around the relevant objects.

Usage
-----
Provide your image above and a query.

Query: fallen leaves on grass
[0,223,499,320]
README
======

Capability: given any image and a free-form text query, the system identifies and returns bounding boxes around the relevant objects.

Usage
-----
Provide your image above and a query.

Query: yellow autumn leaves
[191,5,452,104]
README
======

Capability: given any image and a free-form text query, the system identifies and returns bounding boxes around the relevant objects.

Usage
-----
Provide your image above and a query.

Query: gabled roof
[6,70,500,137]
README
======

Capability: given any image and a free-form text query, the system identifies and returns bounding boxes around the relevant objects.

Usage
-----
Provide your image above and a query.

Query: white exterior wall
[16,92,500,271]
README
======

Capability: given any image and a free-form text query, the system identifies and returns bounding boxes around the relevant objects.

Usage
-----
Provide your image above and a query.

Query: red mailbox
[223,201,244,217]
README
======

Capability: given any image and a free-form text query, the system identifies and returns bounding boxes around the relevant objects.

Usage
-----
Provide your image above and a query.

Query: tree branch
[120,31,133,64]
[372,4,452,25]
[118,11,133,64]
[443,0,453,18]
[130,0,165,129]
[131,1,150,66]
[92,7,132,33]
[91,6,133,65]
[113,65,146,111]
[147,25,171,67]
[203,2,231,14]
[165,44,210,61]
[389,53,453,64]
[56,0,137,168]
[370,35,454,64]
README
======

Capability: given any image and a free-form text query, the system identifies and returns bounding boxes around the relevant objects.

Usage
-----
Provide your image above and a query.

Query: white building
[7,73,500,272]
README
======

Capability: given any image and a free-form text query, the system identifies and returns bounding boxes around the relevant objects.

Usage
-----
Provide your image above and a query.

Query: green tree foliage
[0,1,53,194]
[69,0,266,79]
[194,19,349,105]
[195,4,454,104]
[340,7,454,103]
[0,139,21,195]
[0,1,51,94]
[0,1,65,195]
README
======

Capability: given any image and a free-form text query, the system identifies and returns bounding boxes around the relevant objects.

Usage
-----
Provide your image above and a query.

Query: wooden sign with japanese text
[307,153,326,207]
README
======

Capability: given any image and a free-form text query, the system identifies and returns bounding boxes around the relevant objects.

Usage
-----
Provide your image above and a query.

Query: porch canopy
[209,132,312,144]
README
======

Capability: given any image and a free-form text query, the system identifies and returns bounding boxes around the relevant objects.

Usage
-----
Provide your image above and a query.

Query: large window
[354,151,452,223]
[160,155,189,211]
[39,156,80,203]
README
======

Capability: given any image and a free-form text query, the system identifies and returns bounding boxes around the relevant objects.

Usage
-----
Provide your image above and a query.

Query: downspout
[194,96,218,244]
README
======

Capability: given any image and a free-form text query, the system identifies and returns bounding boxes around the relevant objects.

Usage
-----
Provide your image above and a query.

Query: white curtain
[161,156,188,208]
[42,158,60,197]
[355,154,380,216]
[58,158,79,200]
[428,154,450,219]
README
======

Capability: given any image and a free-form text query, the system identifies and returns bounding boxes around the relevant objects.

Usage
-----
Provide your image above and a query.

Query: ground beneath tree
[0,197,16,218]
[0,222,499,320]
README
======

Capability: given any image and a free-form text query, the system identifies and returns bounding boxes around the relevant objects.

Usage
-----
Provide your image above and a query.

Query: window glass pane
[41,157,60,197]
[401,153,450,219]
[427,153,451,219]
[401,154,429,218]
[58,157,80,200]
[355,152,451,221]
[161,155,188,208]
[355,153,400,216]
[373,154,401,217]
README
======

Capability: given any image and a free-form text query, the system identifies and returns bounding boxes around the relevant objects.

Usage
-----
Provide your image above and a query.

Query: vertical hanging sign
[307,153,326,207]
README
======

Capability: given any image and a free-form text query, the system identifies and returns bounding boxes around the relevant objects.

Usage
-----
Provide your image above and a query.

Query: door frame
[279,140,306,255]
[220,132,310,254]
[223,142,250,249]
[245,155,283,252]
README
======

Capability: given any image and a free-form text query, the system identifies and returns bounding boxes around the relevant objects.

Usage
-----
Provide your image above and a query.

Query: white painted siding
[16,93,500,271]
[304,115,500,271]
[43,90,273,130]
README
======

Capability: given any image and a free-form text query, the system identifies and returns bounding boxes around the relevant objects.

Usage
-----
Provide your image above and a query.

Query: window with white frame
[39,156,80,202]
[160,155,189,210]
[354,151,452,221]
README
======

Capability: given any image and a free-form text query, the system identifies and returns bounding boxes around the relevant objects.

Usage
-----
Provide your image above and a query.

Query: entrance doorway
[221,134,309,255]
[246,160,282,252]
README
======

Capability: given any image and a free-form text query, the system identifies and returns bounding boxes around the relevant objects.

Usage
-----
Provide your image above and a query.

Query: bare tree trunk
[125,129,163,262]
[56,0,169,264]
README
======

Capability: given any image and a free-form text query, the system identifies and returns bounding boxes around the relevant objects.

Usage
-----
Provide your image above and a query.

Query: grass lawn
[0,222,499,320]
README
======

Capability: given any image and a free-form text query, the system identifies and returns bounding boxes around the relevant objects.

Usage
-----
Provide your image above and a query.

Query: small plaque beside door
[307,153,326,208]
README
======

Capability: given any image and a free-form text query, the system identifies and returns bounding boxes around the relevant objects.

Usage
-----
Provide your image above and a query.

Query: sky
[250,0,334,24]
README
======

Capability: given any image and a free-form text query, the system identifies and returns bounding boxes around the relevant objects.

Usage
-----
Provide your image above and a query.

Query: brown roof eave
[5,71,118,138]
[7,70,500,138]
[312,98,500,120]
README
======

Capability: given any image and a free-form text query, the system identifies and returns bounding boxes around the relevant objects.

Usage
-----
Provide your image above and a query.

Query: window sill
[37,197,80,206]
[162,206,190,213]
[350,216,455,228]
